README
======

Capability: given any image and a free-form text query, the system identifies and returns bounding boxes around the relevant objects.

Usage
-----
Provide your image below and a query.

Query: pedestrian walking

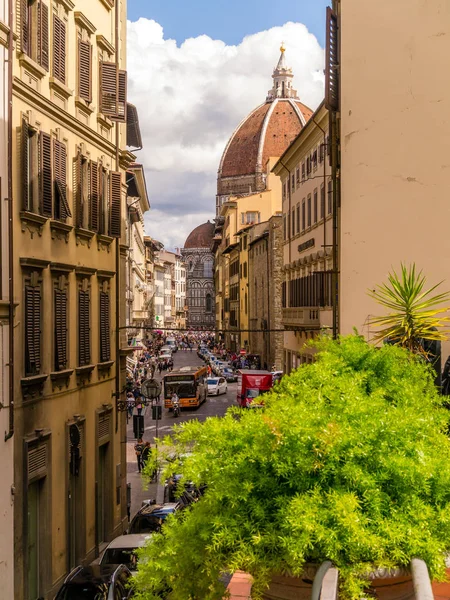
[141,441,151,467]
[134,438,145,473]
[126,391,134,418]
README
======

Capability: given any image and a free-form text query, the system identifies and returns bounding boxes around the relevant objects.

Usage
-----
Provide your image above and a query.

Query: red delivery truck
[237,370,273,408]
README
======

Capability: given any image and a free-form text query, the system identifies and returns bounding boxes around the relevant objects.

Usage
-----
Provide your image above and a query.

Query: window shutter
[22,119,30,211]
[53,15,66,84]
[73,152,82,227]
[89,161,99,231]
[325,7,339,111]
[78,290,90,366]
[54,289,67,370]
[53,140,71,220]
[78,40,92,102]
[37,1,49,71]
[25,285,41,374]
[39,132,52,217]
[99,291,110,362]
[100,62,118,116]
[109,171,122,237]
[114,70,127,122]
[21,0,29,54]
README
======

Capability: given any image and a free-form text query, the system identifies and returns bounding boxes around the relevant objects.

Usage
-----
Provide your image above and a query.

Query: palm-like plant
[368,264,450,355]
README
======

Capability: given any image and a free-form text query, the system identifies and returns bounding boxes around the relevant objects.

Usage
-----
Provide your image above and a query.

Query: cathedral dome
[184,221,215,249]
[217,46,313,199]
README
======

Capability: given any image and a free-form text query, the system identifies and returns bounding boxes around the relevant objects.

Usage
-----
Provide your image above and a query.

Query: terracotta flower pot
[261,564,450,600]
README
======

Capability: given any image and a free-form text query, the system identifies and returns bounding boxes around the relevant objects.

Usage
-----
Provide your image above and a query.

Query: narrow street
[126,350,237,516]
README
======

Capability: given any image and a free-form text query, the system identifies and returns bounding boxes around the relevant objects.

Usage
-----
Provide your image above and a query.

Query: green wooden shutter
[39,132,52,217]
[22,118,30,210]
[54,288,67,370]
[25,285,41,375]
[78,40,92,102]
[89,161,99,232]
[99,291,110,362]
[109,171,122,237]
[37,1,49,71]
[78,290,90,366]
[99,62,118,116]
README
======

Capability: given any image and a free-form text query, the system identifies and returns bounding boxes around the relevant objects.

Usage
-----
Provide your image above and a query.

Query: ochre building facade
[11,0,134,597]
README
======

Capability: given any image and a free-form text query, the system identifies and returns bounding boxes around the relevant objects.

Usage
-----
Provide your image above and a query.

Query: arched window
[203,258,213,279]
[205,293,212,313]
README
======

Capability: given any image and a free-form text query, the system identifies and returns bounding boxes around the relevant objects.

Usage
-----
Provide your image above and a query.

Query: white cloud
[127,18,325,249]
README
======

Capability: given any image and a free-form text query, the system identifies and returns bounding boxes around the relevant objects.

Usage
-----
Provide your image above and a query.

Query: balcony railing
[282,307,320,327]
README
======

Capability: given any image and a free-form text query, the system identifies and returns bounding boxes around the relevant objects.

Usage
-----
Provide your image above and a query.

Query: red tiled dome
[217,98,312,197]
[184,221,215,249]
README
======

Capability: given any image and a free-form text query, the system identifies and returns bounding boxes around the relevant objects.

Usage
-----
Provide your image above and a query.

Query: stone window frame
[23,429,52,598]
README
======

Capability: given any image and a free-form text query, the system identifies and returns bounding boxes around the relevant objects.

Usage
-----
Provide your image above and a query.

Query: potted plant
[134,334,450,599]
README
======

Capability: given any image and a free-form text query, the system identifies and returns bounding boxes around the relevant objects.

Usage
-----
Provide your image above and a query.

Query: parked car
[207,377,228,396]
[160,346,173,356]
[222,367,238,383]
[127,501,180,534]
[55,564,133,599]
[100,534,151,574]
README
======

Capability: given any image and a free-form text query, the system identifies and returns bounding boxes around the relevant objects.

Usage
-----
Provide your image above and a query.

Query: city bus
[163,366,208,409]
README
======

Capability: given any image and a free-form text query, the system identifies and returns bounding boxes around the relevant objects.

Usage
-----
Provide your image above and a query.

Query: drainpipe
[114,0,120,432]
[5,0,14,441]
[330,109,339,340]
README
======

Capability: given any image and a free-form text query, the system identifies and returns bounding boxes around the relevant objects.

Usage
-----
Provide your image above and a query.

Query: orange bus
[163,366,208,409]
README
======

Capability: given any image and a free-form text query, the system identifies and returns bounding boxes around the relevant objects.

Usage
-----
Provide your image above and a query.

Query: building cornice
[96,34,115,55]
[74,11,96,35]
[13,77,117,158]
[0,20,10,48]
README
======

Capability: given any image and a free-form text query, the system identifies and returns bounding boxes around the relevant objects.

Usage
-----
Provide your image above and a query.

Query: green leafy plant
[134,336,450,599]
[368,263,450,354]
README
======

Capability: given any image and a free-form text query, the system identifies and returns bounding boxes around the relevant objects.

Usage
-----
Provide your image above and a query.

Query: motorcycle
[172,399,180,418]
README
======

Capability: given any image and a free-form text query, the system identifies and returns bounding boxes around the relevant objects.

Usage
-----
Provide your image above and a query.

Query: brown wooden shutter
[73,152,82,227]
[100,62,118,116]
[21,0,29,54]
[78,290,90,366]
[89,161,99,232]
[37,1,49,71]
[109,171,122,237]
[22,119,30,210]
[53,140,71,220]
[115,70,127,122]
[78,40,92,102]
[325,7,339,111]
[39,132,52,217]
[53,15,66,83]
[54,289,67,370]
[25,285,41,375]
[99,291,110,362]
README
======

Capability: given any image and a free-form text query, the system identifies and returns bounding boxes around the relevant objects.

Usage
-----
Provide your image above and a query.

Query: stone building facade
[0,3,14,596]
[182,222,215,329]
[273,102,333,373]
[248,216,283,370]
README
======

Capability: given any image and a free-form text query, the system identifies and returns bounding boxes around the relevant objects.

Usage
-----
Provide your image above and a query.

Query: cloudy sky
[127,0,328,249]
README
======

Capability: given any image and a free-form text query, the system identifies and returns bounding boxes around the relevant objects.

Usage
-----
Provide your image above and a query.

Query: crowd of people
[127,331,215,474]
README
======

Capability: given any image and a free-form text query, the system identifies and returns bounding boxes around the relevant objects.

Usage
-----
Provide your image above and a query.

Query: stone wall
[248,215,283,370]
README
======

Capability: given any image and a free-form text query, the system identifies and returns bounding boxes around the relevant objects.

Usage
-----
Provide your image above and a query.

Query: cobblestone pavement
[126,350,237,517]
